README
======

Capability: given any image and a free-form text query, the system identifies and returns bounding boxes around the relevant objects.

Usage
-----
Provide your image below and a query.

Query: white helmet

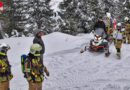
[117,23,122,27]
[124,17,129,21]
[0,43,10,53]
[30,44,42,55]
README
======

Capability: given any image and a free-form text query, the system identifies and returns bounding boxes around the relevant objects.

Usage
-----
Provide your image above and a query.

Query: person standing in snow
[33,29,45,64]
[124,17,130,44]
[110,23,125,58]
[24,44,49,90]
[94,16,107,40]
[0,43,13,90]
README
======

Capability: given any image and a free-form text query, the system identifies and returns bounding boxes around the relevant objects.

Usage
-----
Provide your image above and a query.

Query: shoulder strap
[25,56,32,68]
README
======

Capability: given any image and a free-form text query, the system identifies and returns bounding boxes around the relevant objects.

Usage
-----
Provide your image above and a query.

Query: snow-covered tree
[0,0,130,38]
[59,0,104,35]
[12,0,53,37]
[58,0,130,35]
[0,0,13,38]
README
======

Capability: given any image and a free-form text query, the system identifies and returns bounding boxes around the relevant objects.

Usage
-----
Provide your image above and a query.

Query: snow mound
[44,32,82,54]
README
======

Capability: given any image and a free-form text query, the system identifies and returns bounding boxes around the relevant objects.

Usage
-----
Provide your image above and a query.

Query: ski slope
[0,32,130,90]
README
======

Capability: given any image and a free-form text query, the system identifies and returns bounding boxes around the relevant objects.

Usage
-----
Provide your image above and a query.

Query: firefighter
[0,43,13,90]
[24,44,49,90]
[124,17,130,44]
[110,23,125,58]
[104,16,113,41]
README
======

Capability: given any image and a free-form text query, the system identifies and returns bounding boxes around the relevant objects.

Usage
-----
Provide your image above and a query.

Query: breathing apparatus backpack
[21,54,27,73]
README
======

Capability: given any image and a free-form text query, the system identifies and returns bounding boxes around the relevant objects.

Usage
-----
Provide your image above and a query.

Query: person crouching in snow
[110,23,125,58]
[0,43,13,90]
[24,44,49,90]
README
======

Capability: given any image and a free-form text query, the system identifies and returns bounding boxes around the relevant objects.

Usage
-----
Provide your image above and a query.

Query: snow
[106,12,111,18]
[114,0,119,2]
[123,0,127,5]
[49,0,63,12]
[0,6,3,11]
[0,32,130,90]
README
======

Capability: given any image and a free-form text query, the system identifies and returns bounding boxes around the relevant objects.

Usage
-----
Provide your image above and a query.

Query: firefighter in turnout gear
[124,17,130,44]
[110,23,125,58]
[0,43,13,90]
[24,44,49,90]
[104,16,112,41]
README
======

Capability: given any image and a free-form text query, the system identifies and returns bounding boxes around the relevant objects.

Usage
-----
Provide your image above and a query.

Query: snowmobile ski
[80,46,88,53]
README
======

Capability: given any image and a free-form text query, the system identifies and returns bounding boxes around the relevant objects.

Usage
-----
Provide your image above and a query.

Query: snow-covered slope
[0,32,130,90]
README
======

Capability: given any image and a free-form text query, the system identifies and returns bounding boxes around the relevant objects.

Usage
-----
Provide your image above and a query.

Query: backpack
[21,54,27,73]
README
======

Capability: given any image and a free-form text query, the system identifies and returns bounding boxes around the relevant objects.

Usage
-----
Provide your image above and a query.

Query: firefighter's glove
[44,66,50,77]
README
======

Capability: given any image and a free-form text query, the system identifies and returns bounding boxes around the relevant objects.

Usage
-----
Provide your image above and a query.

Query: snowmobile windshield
[94,28,107,39]
[94,35,102,41]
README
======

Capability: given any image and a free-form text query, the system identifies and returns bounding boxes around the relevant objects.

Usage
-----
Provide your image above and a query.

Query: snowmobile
[80,28,108,53]
[89,34,105,52]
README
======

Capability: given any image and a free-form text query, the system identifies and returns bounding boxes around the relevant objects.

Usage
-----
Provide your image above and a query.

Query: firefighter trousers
[0,81,9,90]
[28,81,42,90]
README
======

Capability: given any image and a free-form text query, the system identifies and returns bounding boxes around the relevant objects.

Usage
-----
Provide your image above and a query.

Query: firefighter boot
[105,50,110,57]
[116,52,121,59]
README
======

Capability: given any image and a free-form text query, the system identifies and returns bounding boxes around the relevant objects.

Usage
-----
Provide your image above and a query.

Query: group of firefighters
[94,16,130,58]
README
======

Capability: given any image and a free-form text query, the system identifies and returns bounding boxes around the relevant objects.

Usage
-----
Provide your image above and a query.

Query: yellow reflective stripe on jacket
[29,74,44,82]
[0,59,8,69]
[31,72,37,78]
[0,52,6,56]
[32,58,40,64]
[24,68,31,72]
[27,76,32,81]
[34,54,40,57]
[40,74,44,81]
[32,59,37,64]
[0,76,7,81]
[0,60,2,63]
[35,77,42,82]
